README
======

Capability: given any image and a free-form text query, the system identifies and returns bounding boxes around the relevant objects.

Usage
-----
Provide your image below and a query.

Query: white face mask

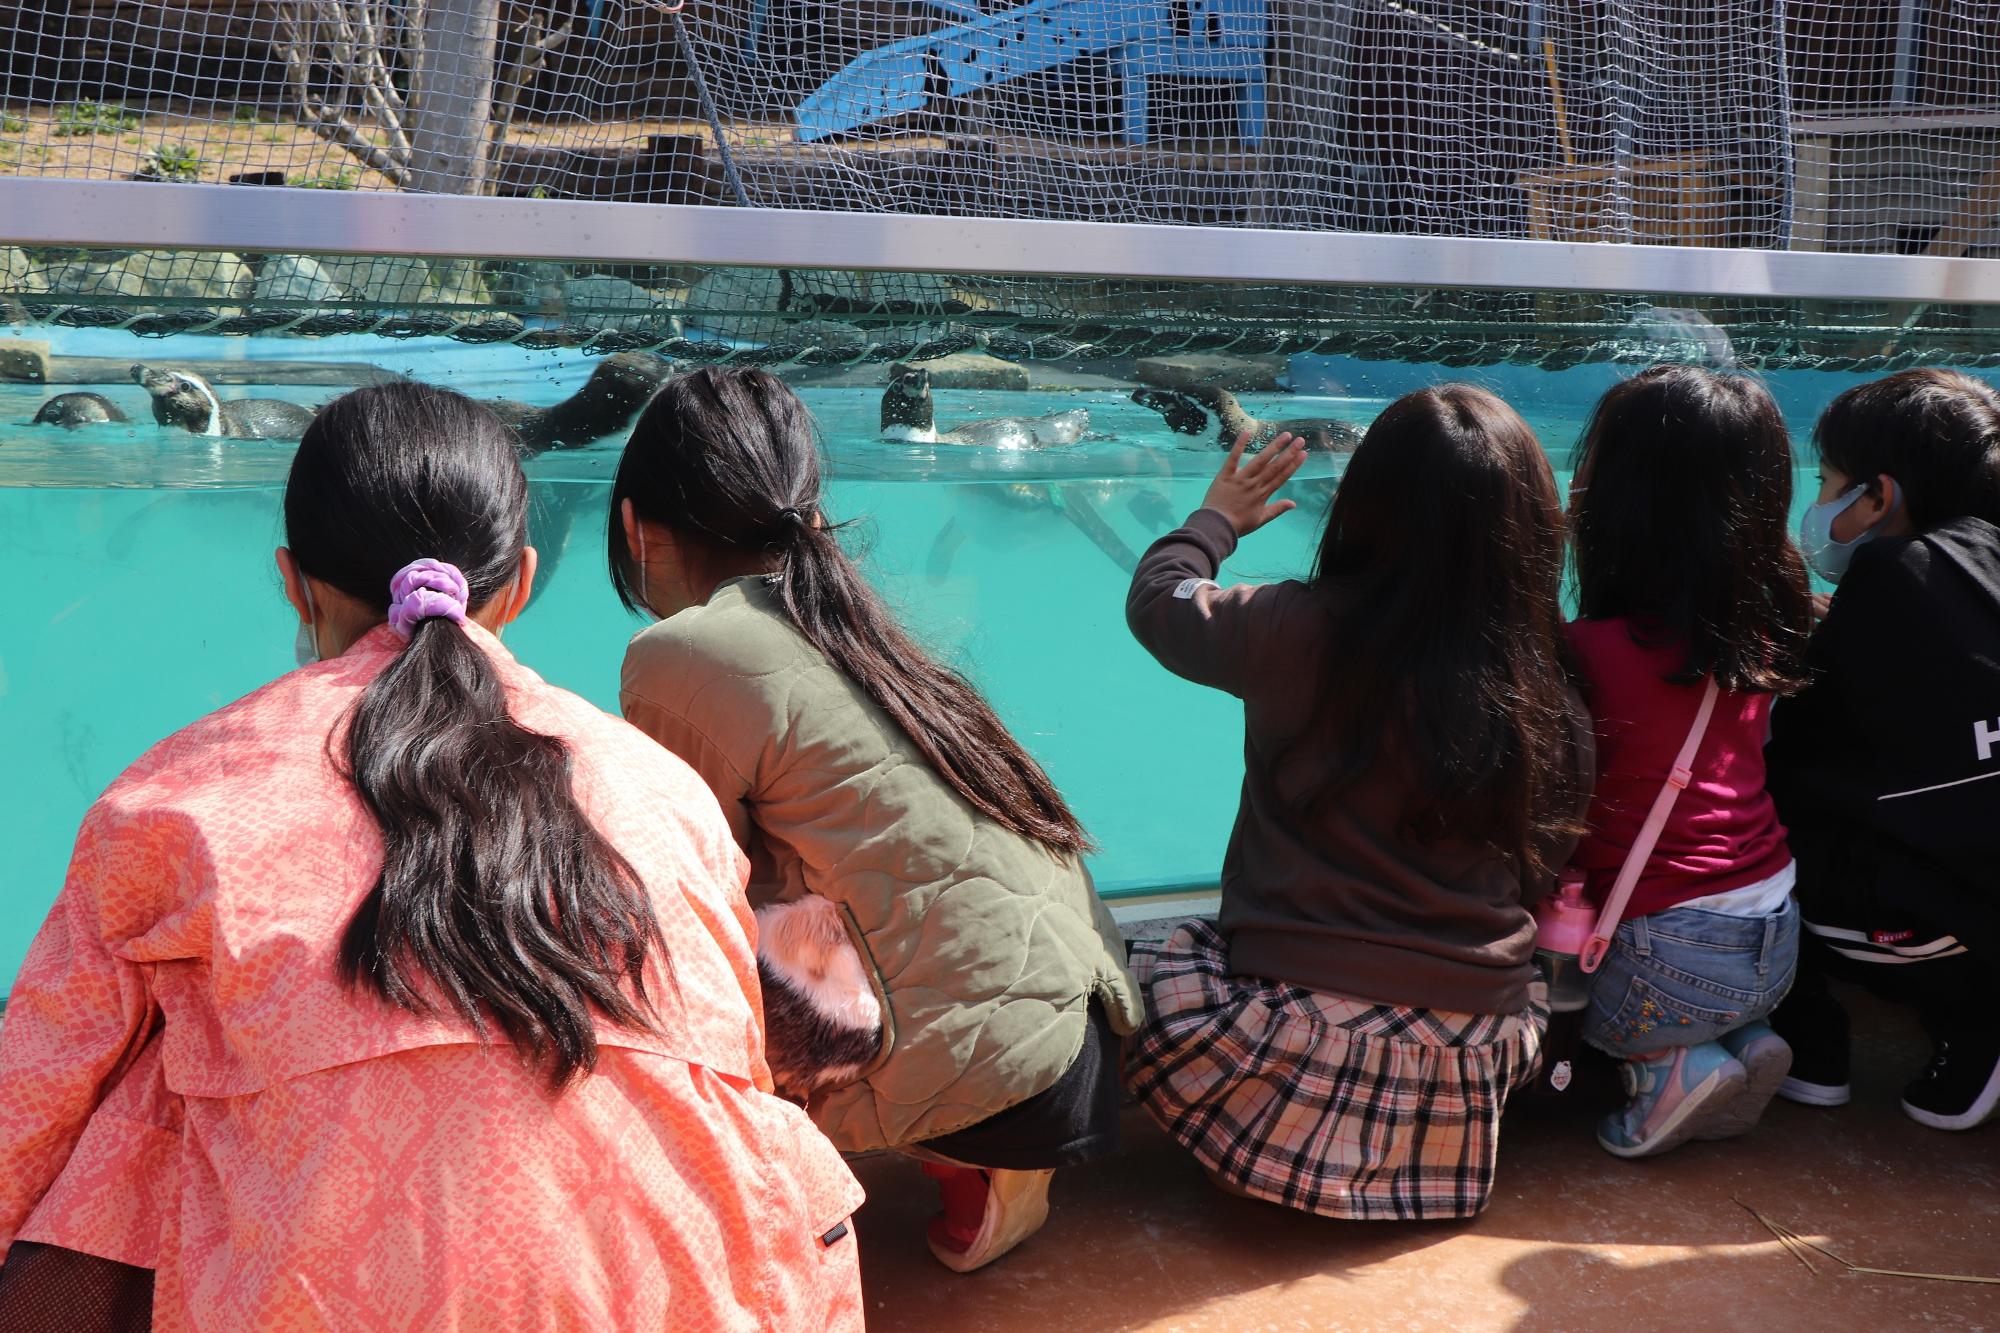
[293,579,322,667]
[1800,480,1897,583]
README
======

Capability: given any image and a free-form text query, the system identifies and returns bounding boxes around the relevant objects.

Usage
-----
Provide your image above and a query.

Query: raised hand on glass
[1200,430,1308,538]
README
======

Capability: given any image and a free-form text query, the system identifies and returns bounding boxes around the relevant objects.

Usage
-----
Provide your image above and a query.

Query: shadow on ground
[851,984,2000,1331]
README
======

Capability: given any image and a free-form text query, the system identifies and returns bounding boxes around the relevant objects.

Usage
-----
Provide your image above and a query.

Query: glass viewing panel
[5,250,1999,987]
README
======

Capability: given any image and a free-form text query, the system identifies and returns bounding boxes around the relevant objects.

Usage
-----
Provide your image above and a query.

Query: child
[0,384,864,1331]
[610,368,1143,1272]
[1565,365,1814,1157]
[1767,368,2000,1131]
[1124,386,1593,1220]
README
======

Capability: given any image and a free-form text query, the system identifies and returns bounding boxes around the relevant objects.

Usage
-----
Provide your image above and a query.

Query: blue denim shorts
[1582,900,1800,1056]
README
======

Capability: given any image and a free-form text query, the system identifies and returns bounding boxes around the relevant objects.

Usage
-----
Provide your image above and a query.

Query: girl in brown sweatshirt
[1124,385,1593,1221]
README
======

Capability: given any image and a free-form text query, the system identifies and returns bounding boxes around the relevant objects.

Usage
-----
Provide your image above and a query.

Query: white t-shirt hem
[1677,860,1796,917]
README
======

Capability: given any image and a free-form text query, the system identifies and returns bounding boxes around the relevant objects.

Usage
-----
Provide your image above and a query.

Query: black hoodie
[1768,517,2000,959]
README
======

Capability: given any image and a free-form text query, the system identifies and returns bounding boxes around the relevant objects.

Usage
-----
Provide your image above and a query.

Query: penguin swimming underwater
[1129,388,1208,437]
[133,364,319,440]
[129,353,671,452]
[881,364,1088,450]
[1132,384,1362,452]
[32,392,129,429]
[486,352,673,455]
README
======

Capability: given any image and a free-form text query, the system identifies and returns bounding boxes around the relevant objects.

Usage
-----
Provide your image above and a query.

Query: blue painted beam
[796,0,1171,141]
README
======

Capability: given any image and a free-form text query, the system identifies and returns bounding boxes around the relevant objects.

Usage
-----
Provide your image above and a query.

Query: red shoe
[921,1164,1054,1274]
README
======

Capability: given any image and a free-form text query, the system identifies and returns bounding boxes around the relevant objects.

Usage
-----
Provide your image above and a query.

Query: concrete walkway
[850,986,2000,1331]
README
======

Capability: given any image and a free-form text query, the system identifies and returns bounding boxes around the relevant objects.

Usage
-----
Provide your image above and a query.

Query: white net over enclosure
[4,1,2000,363]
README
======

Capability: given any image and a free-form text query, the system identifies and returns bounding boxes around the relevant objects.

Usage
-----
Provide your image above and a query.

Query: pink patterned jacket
[0,624,864,1331]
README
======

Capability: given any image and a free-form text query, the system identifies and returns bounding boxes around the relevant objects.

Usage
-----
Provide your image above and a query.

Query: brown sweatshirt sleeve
[1126,507,1270,698]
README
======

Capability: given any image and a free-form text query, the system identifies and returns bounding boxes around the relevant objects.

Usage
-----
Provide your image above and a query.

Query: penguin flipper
[926,517,969,585]
[1131,388,1209,437]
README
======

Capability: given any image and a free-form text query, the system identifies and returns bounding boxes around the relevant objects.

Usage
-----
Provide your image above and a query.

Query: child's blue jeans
[1582,901,1800,1057]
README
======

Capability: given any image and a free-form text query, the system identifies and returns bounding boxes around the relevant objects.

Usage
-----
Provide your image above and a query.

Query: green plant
[294,170,358,190]
[51,101,143,137]
[229,105,272,124]
[142,142,204,182]
[0,112,27,134]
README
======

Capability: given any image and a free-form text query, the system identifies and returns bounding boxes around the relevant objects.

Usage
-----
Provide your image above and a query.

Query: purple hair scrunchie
[386,558,471,639]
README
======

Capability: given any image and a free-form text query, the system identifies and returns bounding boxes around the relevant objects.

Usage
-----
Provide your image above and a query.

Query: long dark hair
[1570,365,1813,694]
[609,367,1091,856]
[1815,368,2000,531]
[1304,385,1581,881]
[286,382,665,1087]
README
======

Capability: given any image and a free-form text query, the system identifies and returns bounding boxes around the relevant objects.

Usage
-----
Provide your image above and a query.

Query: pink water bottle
[1534,874,1597,1014]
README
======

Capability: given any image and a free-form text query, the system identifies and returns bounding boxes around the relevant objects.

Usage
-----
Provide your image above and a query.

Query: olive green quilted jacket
[620,577,1143,1154]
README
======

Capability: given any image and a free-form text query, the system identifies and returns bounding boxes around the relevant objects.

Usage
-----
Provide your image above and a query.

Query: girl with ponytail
[0,382,863,1331]
[611,367,1143,1274]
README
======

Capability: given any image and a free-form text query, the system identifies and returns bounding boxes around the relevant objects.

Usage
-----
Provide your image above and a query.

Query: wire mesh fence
[5,1,2000,364]
[2,1,1996,243]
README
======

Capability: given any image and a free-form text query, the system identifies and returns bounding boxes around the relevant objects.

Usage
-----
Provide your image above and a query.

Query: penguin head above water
[133,363,226,437]
[33,391,129,429]
[881,364,937,443]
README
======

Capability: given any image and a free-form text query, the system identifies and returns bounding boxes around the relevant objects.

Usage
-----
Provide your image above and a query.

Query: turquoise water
[0,333,1895,988]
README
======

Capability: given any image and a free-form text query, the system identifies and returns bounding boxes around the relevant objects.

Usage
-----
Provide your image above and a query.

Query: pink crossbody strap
[1578,677,1722,974]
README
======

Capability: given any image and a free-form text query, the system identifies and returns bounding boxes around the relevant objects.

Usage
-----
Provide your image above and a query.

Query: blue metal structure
[791,0,1267,146]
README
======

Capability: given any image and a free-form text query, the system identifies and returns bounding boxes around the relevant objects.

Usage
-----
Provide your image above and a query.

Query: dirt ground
[0,103,765,189]
[851,983,2000,1332]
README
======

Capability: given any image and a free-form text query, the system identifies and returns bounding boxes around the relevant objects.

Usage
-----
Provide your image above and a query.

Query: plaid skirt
[1125,921,1547,1221]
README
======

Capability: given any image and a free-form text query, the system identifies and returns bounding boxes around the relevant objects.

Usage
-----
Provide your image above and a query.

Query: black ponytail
[609,367,1092,856]
[286,382,666,1087]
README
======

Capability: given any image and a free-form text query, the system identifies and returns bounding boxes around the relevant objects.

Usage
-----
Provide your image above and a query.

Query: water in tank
[0,257,1960,986]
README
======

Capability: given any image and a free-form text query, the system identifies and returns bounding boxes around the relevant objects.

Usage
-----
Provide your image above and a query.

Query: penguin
[881,364,1087,450]
[485,352,674,456]
[1130,387,1208,437]
[133,364,318,440]
[32,392,129,429]
[1132,384,1362,452]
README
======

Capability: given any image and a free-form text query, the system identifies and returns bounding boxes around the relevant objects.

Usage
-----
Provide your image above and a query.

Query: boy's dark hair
[1570,364,1813,695]
[287,382,667,1088]
[609,367,1092,857]
[1301,384,1583,884]
[1814,368,2000,531]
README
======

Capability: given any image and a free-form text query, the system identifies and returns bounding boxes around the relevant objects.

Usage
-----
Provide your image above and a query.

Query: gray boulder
[120,250,254,303]
[562,276,683,335]
[1,247,33,294]
[33,259,151,300]
[429,259,491,307]
[490,262,569,315]
[896,351,1029,391]
[322,256,434,307]
[256,255,349,316]
[1134,353,1288,393]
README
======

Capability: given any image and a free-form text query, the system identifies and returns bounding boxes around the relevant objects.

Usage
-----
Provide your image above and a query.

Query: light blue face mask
[293,579,322,667]
[1799,482,1890,583]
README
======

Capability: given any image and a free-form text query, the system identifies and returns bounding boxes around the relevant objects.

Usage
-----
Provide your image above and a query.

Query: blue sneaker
[1597,1043,1748,1159]
[1697,1023,1794,1141]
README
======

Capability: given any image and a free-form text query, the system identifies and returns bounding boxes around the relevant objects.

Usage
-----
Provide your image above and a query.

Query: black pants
[917,999,1123,1171]
[1776,920,1991,1051]
[1776,814,1995,1052]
